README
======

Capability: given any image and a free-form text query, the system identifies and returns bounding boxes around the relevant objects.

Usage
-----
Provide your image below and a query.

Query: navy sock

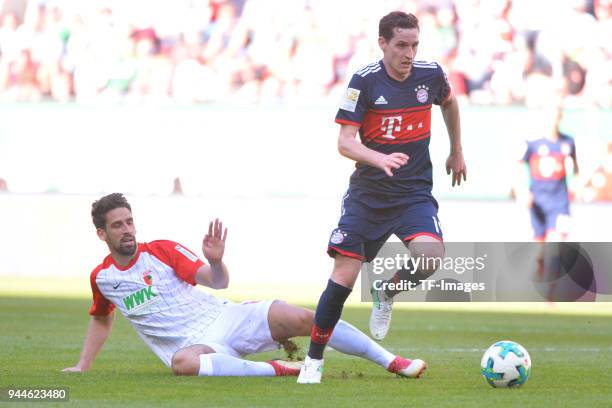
[308,279,352,359]
[383,266,422,298]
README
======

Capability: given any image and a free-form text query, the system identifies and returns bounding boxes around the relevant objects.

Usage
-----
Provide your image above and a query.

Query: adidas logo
[374,95,388,104]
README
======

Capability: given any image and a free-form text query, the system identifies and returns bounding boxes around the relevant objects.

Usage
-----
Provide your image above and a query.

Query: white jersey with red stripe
[89,240,229,366]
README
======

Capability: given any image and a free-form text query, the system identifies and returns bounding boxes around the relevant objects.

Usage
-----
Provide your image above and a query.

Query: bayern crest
[537,144,550,156]
[330,229,346,244]
[561,142,571,156]
[415,84,429,103]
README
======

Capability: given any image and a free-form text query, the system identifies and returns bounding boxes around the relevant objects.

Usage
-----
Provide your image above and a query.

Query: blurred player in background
[514,96,579,300]
[298,11,466,384]
[63,193,425,379]
[515,100,579,242]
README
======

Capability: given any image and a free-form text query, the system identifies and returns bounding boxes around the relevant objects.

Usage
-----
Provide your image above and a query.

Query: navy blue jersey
[522,133,576,211]
[335,60,451,207]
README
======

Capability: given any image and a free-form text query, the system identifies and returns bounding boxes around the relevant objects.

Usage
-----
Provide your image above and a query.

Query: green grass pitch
[1,297,611,407]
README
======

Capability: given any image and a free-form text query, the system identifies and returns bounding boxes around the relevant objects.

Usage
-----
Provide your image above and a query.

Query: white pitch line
[387,347,610,353]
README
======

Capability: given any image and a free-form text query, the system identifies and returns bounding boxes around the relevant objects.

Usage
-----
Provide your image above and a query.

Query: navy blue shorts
[327,192,443,262]
[530,204,570,240]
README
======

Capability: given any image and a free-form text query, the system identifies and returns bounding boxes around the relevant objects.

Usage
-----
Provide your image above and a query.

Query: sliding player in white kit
[63,193,425,379]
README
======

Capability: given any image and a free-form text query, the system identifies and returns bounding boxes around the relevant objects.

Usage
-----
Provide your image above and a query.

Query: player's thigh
[405,235,445,276]
[392,201,444,275]
[267,301,314,341]
[408,234,445,258]
[328,196,392,262]
[330,254,363,289]
[530,205,547,240]
[327,220,379,288]
[171,344,216,376]
[200,300,281,357]
[545,210,570,241]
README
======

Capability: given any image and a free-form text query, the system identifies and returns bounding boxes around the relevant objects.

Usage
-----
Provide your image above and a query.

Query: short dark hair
[91,193,131,229]
[379,11,419,42]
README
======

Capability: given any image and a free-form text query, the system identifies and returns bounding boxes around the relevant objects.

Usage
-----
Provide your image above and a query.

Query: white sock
[327,320,395,368]
[198,353,276,377]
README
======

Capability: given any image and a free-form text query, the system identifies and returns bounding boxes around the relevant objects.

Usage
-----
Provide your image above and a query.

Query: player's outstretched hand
[62,366,85,372]
[203,218,227,264]
[446,151,467,186]
[379,152,409,177]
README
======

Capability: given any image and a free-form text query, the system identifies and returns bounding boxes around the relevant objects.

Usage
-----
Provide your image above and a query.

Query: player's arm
[567,141,582,200]
[62,313,114,372]
[513,140,533,207]
[195,263,229,289]
[440,93,467,186]
[195,218,229,289]
[337,124,409,177]
[514,160,533,208]
[571,146,579,176]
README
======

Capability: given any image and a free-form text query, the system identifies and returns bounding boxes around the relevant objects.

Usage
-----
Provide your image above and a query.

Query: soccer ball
[480,341,531,388]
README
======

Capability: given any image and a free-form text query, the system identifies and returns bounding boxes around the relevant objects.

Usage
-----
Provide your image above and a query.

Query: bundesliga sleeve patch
[174,245,198,262]
[339,88,361,112]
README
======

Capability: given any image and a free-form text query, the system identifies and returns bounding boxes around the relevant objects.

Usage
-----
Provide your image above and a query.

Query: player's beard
[115,235,137,256]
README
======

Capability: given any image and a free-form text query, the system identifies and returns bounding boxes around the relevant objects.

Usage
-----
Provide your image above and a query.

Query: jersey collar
[380,59,414,84]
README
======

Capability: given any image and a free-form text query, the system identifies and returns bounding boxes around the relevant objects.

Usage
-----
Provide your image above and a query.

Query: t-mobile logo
[381,116,402,139]
[381,115,424,139]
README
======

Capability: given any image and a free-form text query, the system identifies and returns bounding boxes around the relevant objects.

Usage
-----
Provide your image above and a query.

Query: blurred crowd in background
[0,0,611,106]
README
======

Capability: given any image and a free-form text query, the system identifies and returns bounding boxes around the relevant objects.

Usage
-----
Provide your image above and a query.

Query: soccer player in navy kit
[517,103,578,241]
[515,101,578,300]
[298,11,466,383]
